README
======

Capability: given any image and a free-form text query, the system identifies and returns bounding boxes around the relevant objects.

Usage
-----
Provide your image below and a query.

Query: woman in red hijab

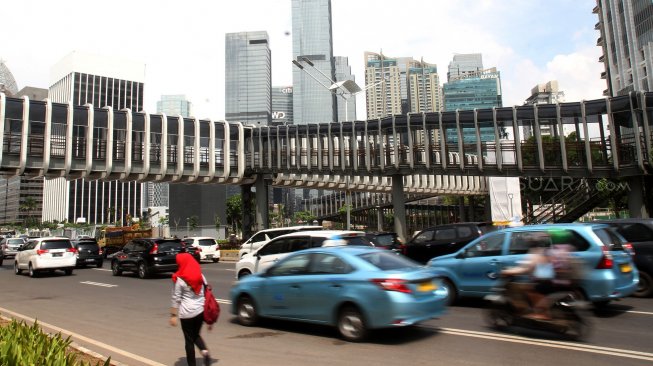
[170,253,211,366]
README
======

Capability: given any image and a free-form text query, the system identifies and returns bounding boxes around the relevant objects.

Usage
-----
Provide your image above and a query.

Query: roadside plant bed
[0,317,110,366]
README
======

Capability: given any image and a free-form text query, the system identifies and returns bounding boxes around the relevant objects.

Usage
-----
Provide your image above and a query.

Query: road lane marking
[0,306,165,366]
[434,326,653,362]
[626,310,653,315]
[93,268,112,272]
[80,281,118,288]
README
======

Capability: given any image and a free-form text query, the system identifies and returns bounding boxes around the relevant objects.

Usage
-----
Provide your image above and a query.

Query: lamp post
[507,193,514,218]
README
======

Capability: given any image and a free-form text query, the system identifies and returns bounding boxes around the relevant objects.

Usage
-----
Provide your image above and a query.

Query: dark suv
[403,222,494,263]
[111,238,184,279]
[71,238,103,268]
[594,218,653,297]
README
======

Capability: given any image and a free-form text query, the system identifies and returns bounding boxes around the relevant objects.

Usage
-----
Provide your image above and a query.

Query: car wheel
[28,263,37,278]
[236,295,259,326]
[238,269,252,280]
[96,261,104,268]
[634,271,653,298]
[137,262,149,279]
[212,258,220,263]
[111,261,122,276]
[14,261,22,275]
[337,305,367,342]
[441,278,457,306]
[64,268,73,276]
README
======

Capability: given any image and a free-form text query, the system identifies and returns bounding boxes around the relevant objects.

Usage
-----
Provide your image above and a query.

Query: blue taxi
[426,223,639,305]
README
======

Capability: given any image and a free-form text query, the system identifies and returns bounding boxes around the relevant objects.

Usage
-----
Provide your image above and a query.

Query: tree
[188,215,199,233]
[294,210,316,225]
[214,214,222,235]
[19,197,38,228]
[226,194,242,233]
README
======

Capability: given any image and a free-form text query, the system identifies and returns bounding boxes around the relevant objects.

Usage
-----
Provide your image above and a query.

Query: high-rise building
[364,52,442,119]
[291,0,337,124]
[0,60,18,96]
[443,64,502,143]
[594,0,653,96]
[334,56,356,121]
[523,81,565,139]
[44,51,145,225]
[447,53,484,82]
[225,31,271,127]
[157,94,192,119]
[271,86,293,125]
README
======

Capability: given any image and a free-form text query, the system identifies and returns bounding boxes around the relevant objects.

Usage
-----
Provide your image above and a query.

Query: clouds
[1,0,605,120]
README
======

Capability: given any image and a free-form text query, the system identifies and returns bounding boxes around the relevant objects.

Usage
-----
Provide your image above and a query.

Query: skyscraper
[291,0,337,124]
[595,0,653,96]
[271,86,293,125]
[225,31,271,126]
[364,52,442,119]
[0,60,18,96]
[447,53,484,82]
[523,81,565,139]
[334,56,356,121]
[44,51,145,225]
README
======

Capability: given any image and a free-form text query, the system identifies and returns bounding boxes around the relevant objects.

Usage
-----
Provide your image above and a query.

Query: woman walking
[169,253,211,366]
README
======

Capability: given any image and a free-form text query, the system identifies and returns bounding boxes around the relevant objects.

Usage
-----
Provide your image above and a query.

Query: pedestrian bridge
[1,92,651,237]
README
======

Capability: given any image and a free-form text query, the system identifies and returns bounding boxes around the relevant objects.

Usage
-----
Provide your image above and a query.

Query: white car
[237,225,323,259]
[235,230,373,279]
[182,237,221,262]
[14,237,77,277]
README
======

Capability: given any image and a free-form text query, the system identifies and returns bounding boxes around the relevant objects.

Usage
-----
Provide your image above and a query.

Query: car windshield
[357,251,420,270]
[41,240,72,250]
[198,239,216,246]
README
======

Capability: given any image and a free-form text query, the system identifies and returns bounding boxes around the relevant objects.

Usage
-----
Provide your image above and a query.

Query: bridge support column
[241,184,255,241]
[391,175,407,242]
[377,206,384,231]
[628,176,650,218]
[255,175,270,230]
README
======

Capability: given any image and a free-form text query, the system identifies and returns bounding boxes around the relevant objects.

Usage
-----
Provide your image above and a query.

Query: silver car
[0,237,26,264]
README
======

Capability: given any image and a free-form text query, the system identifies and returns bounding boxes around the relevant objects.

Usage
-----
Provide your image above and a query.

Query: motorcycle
[484,277,593,341]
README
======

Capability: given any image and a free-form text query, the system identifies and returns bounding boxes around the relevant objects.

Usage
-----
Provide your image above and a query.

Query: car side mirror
[455,250,466,259]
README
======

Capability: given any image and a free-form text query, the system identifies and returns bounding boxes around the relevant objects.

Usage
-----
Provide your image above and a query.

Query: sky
[1,0,604,121]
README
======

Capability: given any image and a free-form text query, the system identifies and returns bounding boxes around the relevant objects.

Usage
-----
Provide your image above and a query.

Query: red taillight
[371,278,412,293]
[67,248,78,254]
[150,243,159,254]
[216,244,220,249]
[36,249,49,255]
[596,246,613,269]
[98,247,104,255]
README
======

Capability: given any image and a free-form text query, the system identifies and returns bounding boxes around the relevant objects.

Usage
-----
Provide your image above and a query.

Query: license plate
[52,253,62,257]
[206,255,213,259]
[620,263,632,273]
[86,258,95,262]
[417,281,436,292]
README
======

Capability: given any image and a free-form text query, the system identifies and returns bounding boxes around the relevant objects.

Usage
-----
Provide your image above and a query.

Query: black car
[594,218,653,297]
[182,242,202,263]
[111,238,184,279]
[71,238,103,268]
[403,222,495,264]
[364,232,403,252]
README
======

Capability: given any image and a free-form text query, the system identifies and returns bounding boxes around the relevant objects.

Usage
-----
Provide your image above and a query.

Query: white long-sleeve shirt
[171,276,205,319]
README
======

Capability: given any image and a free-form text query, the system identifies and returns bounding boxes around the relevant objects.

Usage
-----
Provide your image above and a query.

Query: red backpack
[203,281,220,325]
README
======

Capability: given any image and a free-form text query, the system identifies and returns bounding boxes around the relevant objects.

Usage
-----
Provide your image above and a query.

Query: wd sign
[272,111,286,119]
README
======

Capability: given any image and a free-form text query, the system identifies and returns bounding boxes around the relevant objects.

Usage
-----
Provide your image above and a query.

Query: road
[1,260,652,366]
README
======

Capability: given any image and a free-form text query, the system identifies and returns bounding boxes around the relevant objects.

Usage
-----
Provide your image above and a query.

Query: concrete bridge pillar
[255,175,270,230]
[628,176,650,218]
[391,175,407,243]
[241,184,255,241]
[377,206,384,232]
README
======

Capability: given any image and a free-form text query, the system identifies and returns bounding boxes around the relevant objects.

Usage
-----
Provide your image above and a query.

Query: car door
[406,229,435,263]
[259,253,311,318]
[120,241,140,271]
[254,238,292,273]
[16,240,37,269]
[430,226,459,258]
[456,232,507,296]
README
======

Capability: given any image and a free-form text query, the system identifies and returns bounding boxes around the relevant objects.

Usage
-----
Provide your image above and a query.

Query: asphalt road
[1,260,652,366]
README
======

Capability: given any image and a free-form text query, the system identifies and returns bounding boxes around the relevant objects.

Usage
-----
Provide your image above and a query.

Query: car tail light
[36,249,49,255]
[371,278,412,293]
[150,243,159,254]
[66,248,78,254]
[596,246,614,269]
[216,243,220,249]
[98,247,104,255]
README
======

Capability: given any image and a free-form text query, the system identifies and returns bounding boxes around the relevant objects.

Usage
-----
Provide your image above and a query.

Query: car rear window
[41,240,72,250]
[7,239,24,245]
[369,234,395,246]
[342,236,374,246]
[76,243,99,250]
[357,251,420,270]
[156,240,183,251]
[593,228,625,251]
[614,223,653,242]
[198,239,216,246]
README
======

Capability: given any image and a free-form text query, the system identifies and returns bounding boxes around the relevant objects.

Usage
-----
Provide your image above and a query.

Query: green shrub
[0,319,110,366]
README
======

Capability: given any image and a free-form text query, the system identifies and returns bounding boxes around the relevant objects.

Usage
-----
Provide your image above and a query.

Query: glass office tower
[291,0,337,124]
[225,31,272,126]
